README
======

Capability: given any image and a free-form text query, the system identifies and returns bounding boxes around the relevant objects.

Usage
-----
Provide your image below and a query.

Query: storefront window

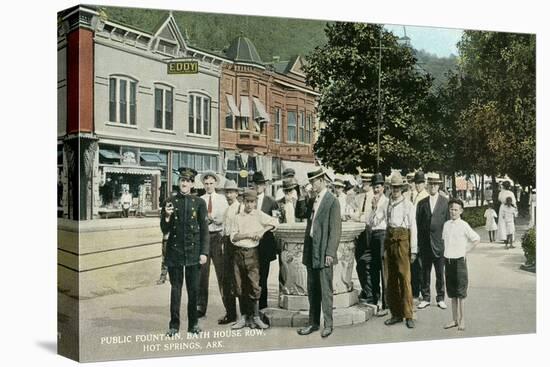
[172,151,219,187]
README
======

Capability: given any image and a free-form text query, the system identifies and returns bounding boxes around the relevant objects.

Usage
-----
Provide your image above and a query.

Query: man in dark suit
[161,167,210,336]
[416,173,450,310]
[296,167,342,338]
[252,171,279,310]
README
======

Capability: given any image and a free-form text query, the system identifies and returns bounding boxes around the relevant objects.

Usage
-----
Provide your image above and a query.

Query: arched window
[154,83,174,130]
[109,75,137,125]
[188,93,211,136]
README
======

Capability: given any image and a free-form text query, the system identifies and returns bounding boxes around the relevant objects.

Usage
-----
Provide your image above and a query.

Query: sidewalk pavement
[72,218,536,362]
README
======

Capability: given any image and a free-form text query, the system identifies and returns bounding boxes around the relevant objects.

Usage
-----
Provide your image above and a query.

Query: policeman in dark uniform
[161,167,210,336]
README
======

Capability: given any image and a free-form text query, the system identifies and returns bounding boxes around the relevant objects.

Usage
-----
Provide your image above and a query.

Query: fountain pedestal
[263,222,377,327]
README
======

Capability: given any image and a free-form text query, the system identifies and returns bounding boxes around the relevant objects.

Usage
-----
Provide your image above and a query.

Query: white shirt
[387,196,418,254]
[121,192,132,208]
[442,218,480,258]
[368,194,388,230]
[223,200,241,237]
[283,200,296,224]
[429,193,439,213]
[335,192,348,217]
[310,188,328,236]
[231,209,279,248]
[201,191,228,233]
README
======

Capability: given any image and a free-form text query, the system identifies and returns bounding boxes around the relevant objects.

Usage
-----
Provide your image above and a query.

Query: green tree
[452,31,536,187]
[304,22,433,174]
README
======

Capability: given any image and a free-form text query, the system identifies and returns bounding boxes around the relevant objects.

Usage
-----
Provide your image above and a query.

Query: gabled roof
[152,11,188,51]
[225,36,263,65]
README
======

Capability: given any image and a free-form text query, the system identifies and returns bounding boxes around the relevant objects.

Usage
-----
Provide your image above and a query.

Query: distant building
[220,36,319,190]
[58,7,226,219]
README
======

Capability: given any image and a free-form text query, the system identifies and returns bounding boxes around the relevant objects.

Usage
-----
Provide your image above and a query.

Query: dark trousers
[198,231,229,315]
[259,258,271,309]
[168,264,200,331]
[385,228,414,319]
[410,255,423,298]
[420,250,446,302]
[234,246,261,316]
[355,227,375,303]
[306,265,334,328]
[369,230,386,307]
[222,236,237,318]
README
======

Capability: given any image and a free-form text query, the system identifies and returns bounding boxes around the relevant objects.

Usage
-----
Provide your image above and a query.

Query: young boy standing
[442,198,480,331]
[230,189,279,329]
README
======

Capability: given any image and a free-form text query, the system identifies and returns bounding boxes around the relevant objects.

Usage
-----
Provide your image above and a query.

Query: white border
[2,1,545,367]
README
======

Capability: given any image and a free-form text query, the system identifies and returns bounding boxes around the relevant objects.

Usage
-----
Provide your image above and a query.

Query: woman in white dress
[496,181,517,243]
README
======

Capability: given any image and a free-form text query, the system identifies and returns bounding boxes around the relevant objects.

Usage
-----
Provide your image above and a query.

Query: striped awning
[102,165,161,176]
[253,97,270,122]
[226,94,240,116]
[240,96,250,118]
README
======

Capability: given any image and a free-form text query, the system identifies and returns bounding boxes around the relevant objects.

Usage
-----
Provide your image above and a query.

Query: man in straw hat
[161,167,209,336]
[230,189,279,329]
[295,167,342,338]
[333,174,350,220]
[217,179,241,325]
[416,173,450,310]
[197,171,231,321]
[350,172,375,304]
[366,173,389,315]
[384,172,418,329]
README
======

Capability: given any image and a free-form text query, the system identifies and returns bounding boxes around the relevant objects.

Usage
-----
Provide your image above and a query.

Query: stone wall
[58,217,163,299]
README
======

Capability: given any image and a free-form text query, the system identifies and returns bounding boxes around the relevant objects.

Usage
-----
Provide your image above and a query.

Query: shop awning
[253,97,270,122]
[240,96,250,118]
[226,94,240,116]
[99,149,121,159]
[281,160,317,185]
[140,152,163,163]
[102,165,161,176]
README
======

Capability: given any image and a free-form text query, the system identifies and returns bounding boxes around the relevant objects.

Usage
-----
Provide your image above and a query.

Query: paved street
[71,219,535,362]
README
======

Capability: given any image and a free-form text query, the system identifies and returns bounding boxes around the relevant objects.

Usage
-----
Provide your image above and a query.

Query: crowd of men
[159,165,467,337]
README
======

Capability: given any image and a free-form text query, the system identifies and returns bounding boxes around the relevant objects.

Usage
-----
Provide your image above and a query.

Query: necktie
[208,195,212,214]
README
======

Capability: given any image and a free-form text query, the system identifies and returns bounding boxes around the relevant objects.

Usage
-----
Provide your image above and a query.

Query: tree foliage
[439,31,536,186]
[304,23,433,174]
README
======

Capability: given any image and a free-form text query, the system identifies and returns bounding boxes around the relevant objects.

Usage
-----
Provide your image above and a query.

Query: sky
[385,24,463,57]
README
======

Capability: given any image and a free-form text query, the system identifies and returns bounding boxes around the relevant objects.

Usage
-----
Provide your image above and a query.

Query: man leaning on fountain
[295,167,342,338]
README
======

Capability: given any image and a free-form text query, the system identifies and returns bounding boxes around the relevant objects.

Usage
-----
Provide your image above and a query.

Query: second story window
[287,111,297,143]
[154,84,173,130]
[274,108,281,141]
[306,113,313,144]
[299,111,305,143]
[189,94,211,136]
[109,76,137,125]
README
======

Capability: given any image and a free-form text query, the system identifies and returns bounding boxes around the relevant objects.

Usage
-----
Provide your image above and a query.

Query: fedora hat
[413,171,425,184]
[282,177,299,191]
[426,172,443,184]
[333,174,346,187]
[252,171,268,184]
[371,173,385,186]
[201,170,219,183]
[223,179,239,192]
[390,173,406,187]
[360,172,374,182]
[307,167,327,181]
[243,189,258,201]
[282,168,296,178]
